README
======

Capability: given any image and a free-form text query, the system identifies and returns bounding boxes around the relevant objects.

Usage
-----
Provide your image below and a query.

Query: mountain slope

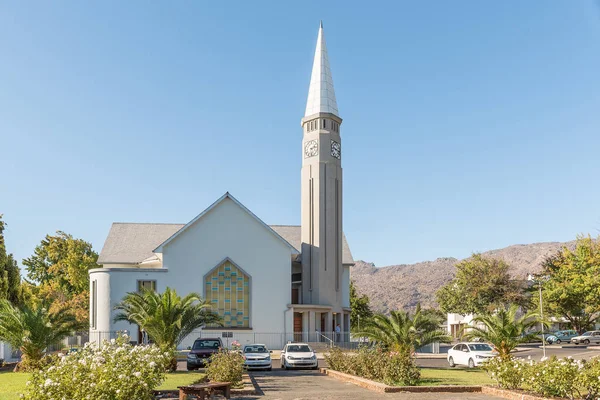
[351,240,575,313]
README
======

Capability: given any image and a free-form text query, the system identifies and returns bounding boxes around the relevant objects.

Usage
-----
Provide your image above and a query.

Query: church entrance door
[293,312,302,342]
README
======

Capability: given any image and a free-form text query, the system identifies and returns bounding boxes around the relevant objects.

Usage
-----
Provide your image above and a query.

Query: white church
[90,23,355,349]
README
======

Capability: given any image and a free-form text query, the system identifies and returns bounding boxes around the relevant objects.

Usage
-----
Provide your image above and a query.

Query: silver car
[243,344,272,370]
[571,331,600,345]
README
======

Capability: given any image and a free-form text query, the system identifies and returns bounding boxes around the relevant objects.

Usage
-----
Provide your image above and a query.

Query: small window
[138,280,156,292]
[323,119,326,128]
[91,280,97,329]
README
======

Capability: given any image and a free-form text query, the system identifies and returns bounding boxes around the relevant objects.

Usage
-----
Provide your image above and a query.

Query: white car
[280,342,318,370]
[242,344,272,371]
[571,331,600,345]
[447,342,496,368]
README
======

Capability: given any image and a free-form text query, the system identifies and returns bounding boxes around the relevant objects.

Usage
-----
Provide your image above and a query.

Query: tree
[354,303,451,356]
[114,287,222,370]
[0,215,23,306]
[436,254,528,315]
[22,231,98,327]
[0,299,78,371]
[350,280,373,330]
[462,304,539,359]
[540,236,600,332]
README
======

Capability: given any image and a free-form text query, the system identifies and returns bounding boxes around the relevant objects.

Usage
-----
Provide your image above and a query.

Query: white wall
[90,197,294,348]
[161,197,292,334]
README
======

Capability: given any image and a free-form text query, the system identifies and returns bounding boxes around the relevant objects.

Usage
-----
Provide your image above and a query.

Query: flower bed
[324,346,420,386]
[483,356,600,400]
[21,335,169,400]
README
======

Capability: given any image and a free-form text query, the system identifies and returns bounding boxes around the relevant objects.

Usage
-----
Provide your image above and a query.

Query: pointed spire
[305,22,339,117]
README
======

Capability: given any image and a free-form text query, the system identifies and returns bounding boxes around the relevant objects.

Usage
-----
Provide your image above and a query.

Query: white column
[308,311,316,342]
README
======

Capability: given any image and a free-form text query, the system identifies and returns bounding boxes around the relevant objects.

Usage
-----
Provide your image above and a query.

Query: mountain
[351,240,575,314]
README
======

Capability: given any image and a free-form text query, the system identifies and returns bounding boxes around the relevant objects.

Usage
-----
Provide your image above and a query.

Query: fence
[2,330,441,361]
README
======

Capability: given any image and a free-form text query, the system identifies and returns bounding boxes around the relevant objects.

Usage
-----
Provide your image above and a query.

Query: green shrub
[206,350,244,387]
[481,356,527,390]
[324,345,420,386]
[22,335,168,400]
[576,357,600,399]
[522,356,582,400]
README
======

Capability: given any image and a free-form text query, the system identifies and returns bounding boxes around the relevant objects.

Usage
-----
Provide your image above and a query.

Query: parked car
[186,338,223,370]
[571,331,600,345]
[242,344,272,371]
[447,342,496,368]
[280,342,318,370]
[546,330,579,344]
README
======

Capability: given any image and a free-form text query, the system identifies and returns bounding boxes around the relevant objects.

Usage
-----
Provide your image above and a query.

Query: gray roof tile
[98,223,354,265]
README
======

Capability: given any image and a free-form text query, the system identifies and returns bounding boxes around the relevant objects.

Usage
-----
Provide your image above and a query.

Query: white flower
[134,372,141,378]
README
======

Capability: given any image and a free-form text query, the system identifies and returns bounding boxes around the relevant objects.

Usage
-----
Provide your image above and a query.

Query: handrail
[315,330,334,348]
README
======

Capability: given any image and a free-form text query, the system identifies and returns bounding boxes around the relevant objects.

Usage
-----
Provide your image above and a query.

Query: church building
[89,23,354,350]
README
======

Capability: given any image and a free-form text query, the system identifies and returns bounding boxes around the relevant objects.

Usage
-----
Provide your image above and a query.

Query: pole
[539,282,546,359]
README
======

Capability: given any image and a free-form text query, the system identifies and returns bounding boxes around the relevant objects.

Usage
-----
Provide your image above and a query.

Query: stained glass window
[205,260,250,328]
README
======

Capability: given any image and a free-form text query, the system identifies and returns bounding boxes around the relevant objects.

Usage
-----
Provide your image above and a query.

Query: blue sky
[1,1,600,270]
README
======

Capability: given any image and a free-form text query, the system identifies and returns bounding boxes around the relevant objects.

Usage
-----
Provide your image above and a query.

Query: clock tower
[300,22,344,312]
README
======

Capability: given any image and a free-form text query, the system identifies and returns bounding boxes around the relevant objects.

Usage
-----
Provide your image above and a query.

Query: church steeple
[300,22,344,313]
[305,22,339,117]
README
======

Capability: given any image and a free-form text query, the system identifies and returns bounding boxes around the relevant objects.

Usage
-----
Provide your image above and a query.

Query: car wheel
[280,360,284,369]
[187,366,196,371]
[556,339,562,344]
[448,356,455,368]
[584,339,590,345]
[468,358,475,369]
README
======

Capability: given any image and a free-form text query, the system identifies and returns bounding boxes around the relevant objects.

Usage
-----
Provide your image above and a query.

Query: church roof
[304,22,339,117]
[98,223,354,265]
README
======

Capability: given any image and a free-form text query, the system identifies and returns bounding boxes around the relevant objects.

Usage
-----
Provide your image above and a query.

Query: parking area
[233,369,504,400]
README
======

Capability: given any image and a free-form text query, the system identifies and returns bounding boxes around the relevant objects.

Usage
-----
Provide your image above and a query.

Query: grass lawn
[0,371,31,400]
[419,367,493,386]
[157,371,206,390]
[0,370,206,400]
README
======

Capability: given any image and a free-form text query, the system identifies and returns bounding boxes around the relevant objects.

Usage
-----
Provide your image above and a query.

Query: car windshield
[468,344,493,352]
[287,345,311,352]
[244,346,267,353]
[192,340,221,350]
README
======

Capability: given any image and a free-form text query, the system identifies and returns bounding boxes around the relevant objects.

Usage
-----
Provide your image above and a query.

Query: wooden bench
[178,382,231,400]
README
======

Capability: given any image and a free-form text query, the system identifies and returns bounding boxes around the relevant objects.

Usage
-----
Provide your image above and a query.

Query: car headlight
[287,356,295,360]
[265,356,271,360]
[311,355,316,360]
[187,354,197,359]
[475,355,485,359]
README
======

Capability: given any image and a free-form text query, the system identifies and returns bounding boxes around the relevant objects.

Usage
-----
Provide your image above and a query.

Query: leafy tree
[0,215,23,306]
[0,299,78,371]
[22,231,98,327]
[114,287,222,370]
[350,280,373,330]
[354,303,451,357]
[436,254,528,315]
[462,304,539,359]
[540,236,600,332]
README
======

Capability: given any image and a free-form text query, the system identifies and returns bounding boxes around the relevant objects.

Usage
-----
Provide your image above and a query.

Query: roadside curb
[320,368,481,393]
[321,368,554,399]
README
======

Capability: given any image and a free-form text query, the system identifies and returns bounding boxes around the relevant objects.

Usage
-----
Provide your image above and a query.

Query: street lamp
[528,273,546,359]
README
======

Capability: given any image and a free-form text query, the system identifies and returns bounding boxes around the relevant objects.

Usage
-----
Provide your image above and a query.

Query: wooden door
[293,312,302,342]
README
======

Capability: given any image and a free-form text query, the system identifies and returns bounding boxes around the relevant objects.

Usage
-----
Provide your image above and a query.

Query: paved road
[232,369,504,400]
[178,345,600,371]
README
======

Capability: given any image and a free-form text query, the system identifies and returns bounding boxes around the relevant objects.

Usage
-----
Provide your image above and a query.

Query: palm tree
[0,300,77,371]
[114,287,222,370]
[354,304,451,356]
[462,304,539,359]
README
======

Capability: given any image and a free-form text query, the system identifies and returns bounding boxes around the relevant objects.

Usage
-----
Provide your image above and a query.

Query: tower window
[323,119,326,128]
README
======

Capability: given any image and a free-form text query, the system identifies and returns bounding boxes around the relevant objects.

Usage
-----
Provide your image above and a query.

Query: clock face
[330,140,341,159]
[304,140,319,158]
